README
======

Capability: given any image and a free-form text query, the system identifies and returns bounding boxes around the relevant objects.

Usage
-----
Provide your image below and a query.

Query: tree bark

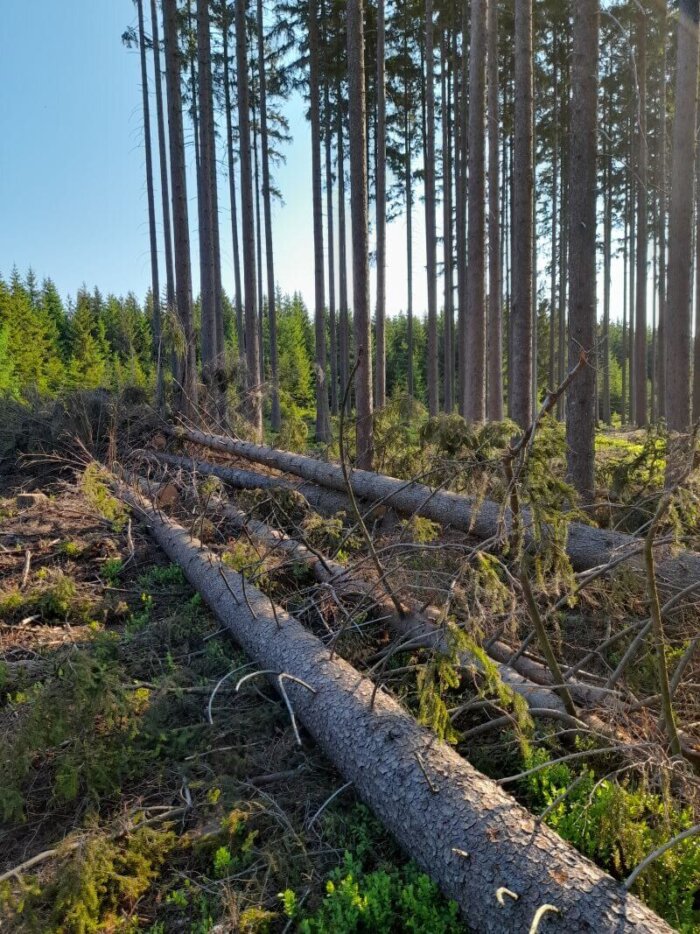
[163,0,197,417]
[656,4,668,421]
[424,0,439,417]
[634,6,648,426]
[256,0,280,429]
[465,0,487,422]
[252,104,265,386]
[324,84,339,417]
[222,14,244,355]
[442,34,454,414]
[565,0,598,501]
[168,425,700,592]
[150,0,175,318]
[602,120,612,426]
[487,0,503,422]
[455,14,467,416]
[120,485,672,933]
[375,0,387,410]
[666,0,699,432]
[197,0,222,401]
[137,0,163,410]
[309,0,331,442]
[405,94,414,399]
[510,0,534,428]
[695,153,700,420]
[235,0,263,437]
[347,0,374,468]
[337,100,351,411]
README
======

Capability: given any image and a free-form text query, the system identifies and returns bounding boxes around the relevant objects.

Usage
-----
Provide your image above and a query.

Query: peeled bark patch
[120,485,671,933]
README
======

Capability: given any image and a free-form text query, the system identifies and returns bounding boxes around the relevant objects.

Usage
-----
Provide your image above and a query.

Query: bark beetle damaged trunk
[118,482,671,933]
[161,426,700,594]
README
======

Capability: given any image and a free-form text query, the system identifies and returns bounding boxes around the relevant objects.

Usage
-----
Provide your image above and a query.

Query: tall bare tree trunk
[347,0,374,468]
[405,97,414,400]
[566,0,599,500]
[197,0,221,402]
[256,0,280,429]
[487,0,503,421]
[150,0,175,317]
[511,0,533,428]
[455,13,468,416]
[424,0,439,416]
[629,157,637,425]
[236,0,262,437]
[163,0,197,417]
[375,0,387,409]
[337,101,350,410]
[694,133,700,420]
[548,31,558,398]
[464,0,487,421]
[324,85,339,416]
[634,6,648,426]
[309,0,331,442]
[622,185,628,424]
[556,62,569,421]
[666,0,699,432]
[222,15,244,355]
[602,101,612,425]
[656,4,668,421]
[137,0,163,411]
[442,34,454,413]
[252,105,265,385]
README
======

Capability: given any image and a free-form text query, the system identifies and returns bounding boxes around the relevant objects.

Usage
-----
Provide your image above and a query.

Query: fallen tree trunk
[166,425,700,593]
[139,460,626,712]
[146,450,378,522]
[136,472,566,715]
[118,480,671,932]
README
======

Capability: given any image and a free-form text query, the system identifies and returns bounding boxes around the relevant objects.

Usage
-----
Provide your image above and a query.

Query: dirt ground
[0,464,452,933]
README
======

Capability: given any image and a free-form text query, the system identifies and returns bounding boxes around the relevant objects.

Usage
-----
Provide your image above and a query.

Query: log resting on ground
[164,425,700,594]
[118,481,671,932]
[135,472,566,715]
[140,456,627,712]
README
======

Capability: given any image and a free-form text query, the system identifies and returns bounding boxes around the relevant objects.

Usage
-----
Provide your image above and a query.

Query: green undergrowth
[521,750,700,932]
[0,567,97,625]
[0,531,465,933]
[280,853,461,934]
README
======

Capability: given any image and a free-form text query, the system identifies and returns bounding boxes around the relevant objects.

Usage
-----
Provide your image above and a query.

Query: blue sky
[0,0,429,314]
[2,1,631,324]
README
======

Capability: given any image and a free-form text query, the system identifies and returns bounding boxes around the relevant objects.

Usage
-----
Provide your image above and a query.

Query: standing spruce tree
[257,0,281,429]
[163,0,198,416]
[236,0,263,437]
[150,0,176,321]
[666,0,699,433]
[486,0,503,421]
[464,0,487,422]
[423,0,439,417]
[309,0,331,442]
[347,0,374,468]
[566,0,599,499]
[510,0,533,428]
[135,0,164,409]
[375,0,387,409]
[196,0,225,410]
[634,3,648,427]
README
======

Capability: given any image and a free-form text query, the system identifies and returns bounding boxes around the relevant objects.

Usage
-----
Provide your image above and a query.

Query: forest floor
[1,400,699,932]
[0,466,463,933]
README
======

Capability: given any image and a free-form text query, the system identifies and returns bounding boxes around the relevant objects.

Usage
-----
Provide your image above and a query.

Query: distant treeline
[1,266,636,422]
